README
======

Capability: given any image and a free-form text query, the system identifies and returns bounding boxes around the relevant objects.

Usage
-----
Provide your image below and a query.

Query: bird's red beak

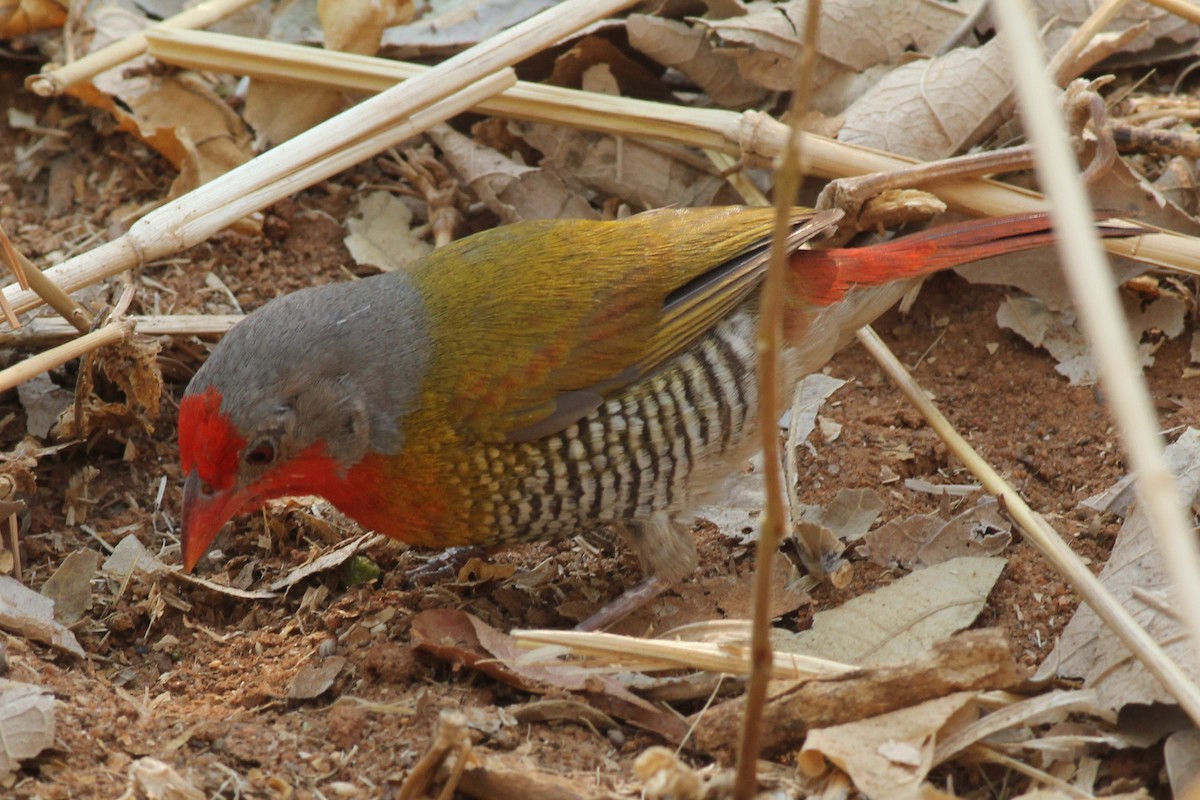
[181,471,244,573]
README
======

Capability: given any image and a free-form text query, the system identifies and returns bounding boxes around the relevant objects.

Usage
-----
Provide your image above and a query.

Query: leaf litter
[1,0,1200,796]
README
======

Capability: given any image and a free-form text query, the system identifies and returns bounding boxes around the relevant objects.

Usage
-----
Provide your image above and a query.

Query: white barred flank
[464,310,760,545]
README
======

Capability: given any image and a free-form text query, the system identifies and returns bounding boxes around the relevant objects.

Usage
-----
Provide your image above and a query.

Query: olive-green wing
[415,206,841,442]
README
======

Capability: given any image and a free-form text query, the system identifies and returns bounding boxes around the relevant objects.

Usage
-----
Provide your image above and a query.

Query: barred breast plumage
[454,309,760,580]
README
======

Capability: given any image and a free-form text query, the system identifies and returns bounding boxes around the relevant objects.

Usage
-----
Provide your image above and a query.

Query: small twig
[969,744,1093,797]
[0,221,93,332]
[815,145,1036,224]
[110,274,137,322]
[397,711,471,800]
[26,0,262,97]
[1111,121,1200,158]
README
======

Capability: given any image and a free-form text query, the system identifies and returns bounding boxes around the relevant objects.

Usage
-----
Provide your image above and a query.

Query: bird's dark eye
[244,442,276,466]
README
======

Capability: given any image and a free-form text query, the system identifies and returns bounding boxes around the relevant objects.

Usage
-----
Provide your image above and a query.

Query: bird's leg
[573,516,698,631]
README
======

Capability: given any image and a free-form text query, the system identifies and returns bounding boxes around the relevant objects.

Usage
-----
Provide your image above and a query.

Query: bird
[177,206,1135,626]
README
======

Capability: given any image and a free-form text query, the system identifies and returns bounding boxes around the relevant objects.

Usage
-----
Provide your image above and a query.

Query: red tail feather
[791,211,1137,308]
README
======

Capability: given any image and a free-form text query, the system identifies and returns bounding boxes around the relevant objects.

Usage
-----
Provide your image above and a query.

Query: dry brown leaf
[996,293,1183,386]
[933,688,1112,767]
[0,0,65,38]
[811,487,884,542]
[410,608,689,742]
[40,548,100,625]
[605,552,810,635]
[268,532,386,592]
[380,0,558,60]
[319,0,412,54]
[1079,473,1137,518]
[16,373,71,438]
[70,73,253,199]
[1155,155,1199,217]
[838,38,1013,160]
[800,692,978,800]
[0,575,84,657]
[549,35,674,102]
[288,655,347,699]
[697,0,969,109]
[777,556,1006,666]
[242,83,346,150]
[245,0,413,146]
[0,679,54,780]
[861,497,1012,570]
[102,534,169,581]
[343,191,432,272]
[428,124,597,223]
[1037,427,1200,711]
[512,119,736,210]
[1037,0,1200,57]
[121,756,205,800]
[626,14,767,109]
[1166,728,1200,798]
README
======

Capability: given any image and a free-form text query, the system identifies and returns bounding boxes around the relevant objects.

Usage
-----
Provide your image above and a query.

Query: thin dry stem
[0,223,92,333]
[27,0,261,97]
[855,325,1200,723]
[0,322,131,395]
[736,4,822,797]
[994,0,1200,725]
[0,314,241,343]
[965,745,1091,798]
[1047,0,1136,85]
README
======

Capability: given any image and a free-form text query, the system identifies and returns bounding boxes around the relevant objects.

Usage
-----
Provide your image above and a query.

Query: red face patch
[178,387,245,491]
